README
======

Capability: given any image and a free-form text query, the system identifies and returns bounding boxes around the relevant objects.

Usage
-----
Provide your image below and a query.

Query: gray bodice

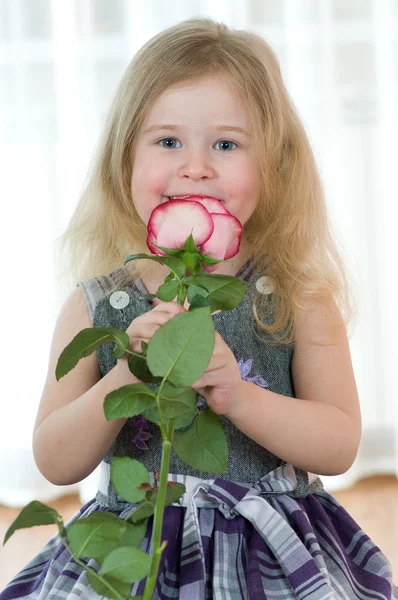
[78,262,323,509]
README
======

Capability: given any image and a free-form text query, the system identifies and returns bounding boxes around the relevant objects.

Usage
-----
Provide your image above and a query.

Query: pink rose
[146,197,242,272]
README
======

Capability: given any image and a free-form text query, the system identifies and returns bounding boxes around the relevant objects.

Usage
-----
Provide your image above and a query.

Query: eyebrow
[143,124,250,136]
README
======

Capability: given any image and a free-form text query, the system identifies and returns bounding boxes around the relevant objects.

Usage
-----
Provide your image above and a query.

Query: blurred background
[0,0,397,514]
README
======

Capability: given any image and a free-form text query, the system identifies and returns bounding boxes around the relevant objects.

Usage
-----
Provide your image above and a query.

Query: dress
[1,261,397,600]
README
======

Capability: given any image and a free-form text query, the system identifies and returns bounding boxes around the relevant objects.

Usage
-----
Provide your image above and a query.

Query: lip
[164,194,224,203]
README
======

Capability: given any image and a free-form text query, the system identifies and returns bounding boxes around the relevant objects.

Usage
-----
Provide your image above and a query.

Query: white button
[109,291,130,309]
[255,276,275,295]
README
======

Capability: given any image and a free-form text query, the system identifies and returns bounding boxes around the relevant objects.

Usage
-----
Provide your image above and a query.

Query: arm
[225,299,362,476]
[32,288,136,486]
[33,291,185,486]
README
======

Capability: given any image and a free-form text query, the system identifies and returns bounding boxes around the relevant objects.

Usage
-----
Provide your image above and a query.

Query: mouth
[164,195,224,203]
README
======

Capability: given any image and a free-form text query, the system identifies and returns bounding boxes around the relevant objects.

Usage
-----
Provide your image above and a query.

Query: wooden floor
[0,475,397,590]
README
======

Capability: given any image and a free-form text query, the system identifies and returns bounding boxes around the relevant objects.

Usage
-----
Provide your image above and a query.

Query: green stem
[142,432,174,600]
[177,283,187,305]
[141,266,187,598]
[123,348,145,358]
[59,537,125,600]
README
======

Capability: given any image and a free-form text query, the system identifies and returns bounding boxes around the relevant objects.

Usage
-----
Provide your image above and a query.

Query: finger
[191,378,205,391]
[129,324,163,349]
[129,317,178,352]
[130,338,150,353]
[152,301,186,315]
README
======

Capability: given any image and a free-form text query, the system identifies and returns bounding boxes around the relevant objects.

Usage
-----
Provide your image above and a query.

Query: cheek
[231,166,261,222]
[235,164,261,200]
[131,159,168,197]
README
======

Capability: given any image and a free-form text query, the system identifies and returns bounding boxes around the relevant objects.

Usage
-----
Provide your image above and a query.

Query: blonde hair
[57,17,357,344]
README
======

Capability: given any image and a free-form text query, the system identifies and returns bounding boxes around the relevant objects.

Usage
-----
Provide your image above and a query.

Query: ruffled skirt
[1,464,397,599]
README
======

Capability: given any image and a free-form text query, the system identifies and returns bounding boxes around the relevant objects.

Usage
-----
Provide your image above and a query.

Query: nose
[177,149,215,180]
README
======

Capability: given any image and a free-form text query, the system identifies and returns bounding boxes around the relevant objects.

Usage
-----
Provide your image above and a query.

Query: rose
[146,197,242,272]
[5,205,248,600]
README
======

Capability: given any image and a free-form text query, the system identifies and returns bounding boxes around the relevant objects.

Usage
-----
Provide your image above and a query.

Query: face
[131,74,261,235]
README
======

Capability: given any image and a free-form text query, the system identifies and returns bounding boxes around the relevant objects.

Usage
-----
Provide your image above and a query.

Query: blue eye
[159,138,181,148]
[215,140,237,151]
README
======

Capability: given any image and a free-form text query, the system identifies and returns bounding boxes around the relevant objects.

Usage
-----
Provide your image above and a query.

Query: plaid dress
[1,263,397,599]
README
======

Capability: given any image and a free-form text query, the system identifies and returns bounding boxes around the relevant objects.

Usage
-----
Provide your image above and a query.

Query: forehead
[143,74,251,127]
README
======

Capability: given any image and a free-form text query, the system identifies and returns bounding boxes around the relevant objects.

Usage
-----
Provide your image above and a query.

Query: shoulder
[291,296,361,426]
[57,286,93,329]
[77,268,133,321]
[293,295,345,346]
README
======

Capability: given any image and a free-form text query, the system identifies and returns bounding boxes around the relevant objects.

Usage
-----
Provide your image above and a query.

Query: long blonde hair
[57,17,357,344]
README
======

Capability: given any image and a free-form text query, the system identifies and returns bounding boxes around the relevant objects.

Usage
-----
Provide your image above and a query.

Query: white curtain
[0,0,397,507]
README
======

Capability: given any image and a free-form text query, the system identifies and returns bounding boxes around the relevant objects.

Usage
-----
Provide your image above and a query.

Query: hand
[191,332,244,416]
[116,302,186,384]
[125,301,186,353]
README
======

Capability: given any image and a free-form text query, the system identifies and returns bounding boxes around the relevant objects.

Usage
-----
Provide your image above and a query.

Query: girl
[1,17,397,600]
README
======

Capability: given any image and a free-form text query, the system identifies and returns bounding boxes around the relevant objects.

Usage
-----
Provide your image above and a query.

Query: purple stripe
[1,492,396,599]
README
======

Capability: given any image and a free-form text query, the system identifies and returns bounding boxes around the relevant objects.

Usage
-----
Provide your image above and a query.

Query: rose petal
[201,263,219,273]
[146,230,167,256]
[200,213,242,260]
[147,199,214,251]
[186,196,230,215]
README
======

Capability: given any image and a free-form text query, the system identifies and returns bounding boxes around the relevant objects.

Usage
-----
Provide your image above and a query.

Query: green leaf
[183,233,198,253]
[146,307,215,387]
[3,501,61,544]
[124,253,186,279]
[120,518,147,549]
[153,382,197,428]
[101,546,151,583]
[104,384,157,420]
[159,383,197,418]
[183,276,207,289]
[187,284,207,304]
[56,328,129,380]
[173,409,228,473]
[128,501,155,524]
[156,279,179,302]
[87,570,132,600]
[127,353,163,384]
[188,294,211,311]
[165,482,186,505]
[139,384,197,427]
[189,274,248,311]
[147,481,186,509]
[151,244,183,258]
[112,344,126,359]
[164,271,175,282]
[140,404,161,425]
[67,512,126,564]
[197,253,226,266]
[172,410,197,430]
[192,263,202,275]
[111,458,150,504]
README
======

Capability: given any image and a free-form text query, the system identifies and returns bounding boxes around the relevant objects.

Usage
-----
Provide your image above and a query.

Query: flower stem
[141,268,188,597]
[177,284,187,306]
[142,432,174,600]
[59,537,125,600]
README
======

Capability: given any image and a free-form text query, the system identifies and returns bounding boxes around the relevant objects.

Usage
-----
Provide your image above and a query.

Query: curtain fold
[1,0,396,507]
